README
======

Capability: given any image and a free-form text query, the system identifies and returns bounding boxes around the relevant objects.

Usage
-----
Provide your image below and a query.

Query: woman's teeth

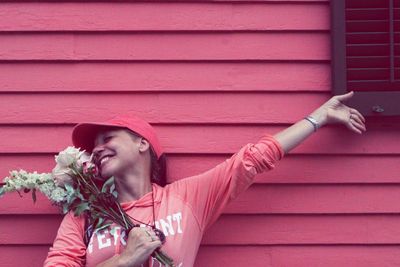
[100,157,111,166]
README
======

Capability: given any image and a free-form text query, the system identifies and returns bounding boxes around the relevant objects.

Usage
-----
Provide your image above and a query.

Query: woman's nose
[92,145,105,165]
[92,144,105,156]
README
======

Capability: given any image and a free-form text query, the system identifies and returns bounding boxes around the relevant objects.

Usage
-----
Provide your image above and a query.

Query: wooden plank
[2,214,400,244]
[346,32,390,44]
[2,184,400,215]
[347,68,390,80]
[347,44,390,57]
[0,62,330,92]
[0,244,397,267]
[348,80,400,91]
[0,245,49,267]
[225,184,400,214]
[0,215,62,245]
[347,56,391,68]
[0,32,329,61]
[196,245,400,267]
[203,214,400,244]
[0,92,331,123]
[346,0,390,9]
[0,3,329,31]
[1,154,399,184]
[0,193,58,215]
[0,124,397,154]
[346,8,388,20]
[254,154,400,184]
[346,20,389,33]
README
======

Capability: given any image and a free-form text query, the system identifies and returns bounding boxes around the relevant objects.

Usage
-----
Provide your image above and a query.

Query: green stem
[91,205,125,227]
[116,201,132,229]
[70,163,175,266]
[71,168,99,194]
[153,250,175,267]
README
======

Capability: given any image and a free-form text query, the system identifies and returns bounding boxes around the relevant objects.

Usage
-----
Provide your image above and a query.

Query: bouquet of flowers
[0,146,174,267]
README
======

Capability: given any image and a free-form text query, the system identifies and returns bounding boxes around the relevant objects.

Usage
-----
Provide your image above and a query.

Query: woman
[44,92,366,267]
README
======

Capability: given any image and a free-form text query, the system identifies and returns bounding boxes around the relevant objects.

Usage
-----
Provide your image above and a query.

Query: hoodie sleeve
[170,134,284,231]
[43,212,86,267]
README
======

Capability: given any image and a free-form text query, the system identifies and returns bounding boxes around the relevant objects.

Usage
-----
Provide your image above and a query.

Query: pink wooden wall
[1,1,399,266]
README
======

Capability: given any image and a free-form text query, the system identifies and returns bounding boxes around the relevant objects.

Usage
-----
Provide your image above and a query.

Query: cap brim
[72,122,127,153]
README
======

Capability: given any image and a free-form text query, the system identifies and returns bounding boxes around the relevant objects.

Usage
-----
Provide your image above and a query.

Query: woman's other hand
[309,91,366,134]
[117,227,162,267]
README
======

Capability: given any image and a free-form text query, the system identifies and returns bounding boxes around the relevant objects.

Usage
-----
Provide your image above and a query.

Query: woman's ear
[138,138,150,153]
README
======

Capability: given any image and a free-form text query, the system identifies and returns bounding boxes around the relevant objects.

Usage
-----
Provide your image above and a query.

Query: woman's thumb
[335,91,354,102]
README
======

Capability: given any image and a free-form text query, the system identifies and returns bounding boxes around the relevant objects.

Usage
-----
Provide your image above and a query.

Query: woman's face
[92,129,142,179]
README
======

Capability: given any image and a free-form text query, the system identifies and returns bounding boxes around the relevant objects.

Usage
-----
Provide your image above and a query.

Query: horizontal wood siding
[1,1,399,266]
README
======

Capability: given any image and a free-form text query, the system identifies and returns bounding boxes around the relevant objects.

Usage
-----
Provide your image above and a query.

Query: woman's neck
[114,174,152,202]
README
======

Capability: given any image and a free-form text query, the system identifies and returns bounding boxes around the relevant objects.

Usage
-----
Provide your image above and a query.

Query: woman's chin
[99,166,113,180]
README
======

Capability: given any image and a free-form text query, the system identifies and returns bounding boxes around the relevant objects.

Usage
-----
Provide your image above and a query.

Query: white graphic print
[87,211,183,254]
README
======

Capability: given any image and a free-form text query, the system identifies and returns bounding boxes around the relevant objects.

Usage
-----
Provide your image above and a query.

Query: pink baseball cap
[72,115,163,159]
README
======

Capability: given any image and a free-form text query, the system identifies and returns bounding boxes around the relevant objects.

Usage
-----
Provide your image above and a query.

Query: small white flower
[38,182,56,198]
[50,187,68,203]
[55,146,82,167]
[38,173,53,183]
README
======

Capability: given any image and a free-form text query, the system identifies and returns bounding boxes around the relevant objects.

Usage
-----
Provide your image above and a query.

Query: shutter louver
[346,0,399,91]
[332,0,400,116]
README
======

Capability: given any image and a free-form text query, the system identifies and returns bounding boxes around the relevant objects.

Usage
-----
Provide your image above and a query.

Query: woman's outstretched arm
[274,91,366,154]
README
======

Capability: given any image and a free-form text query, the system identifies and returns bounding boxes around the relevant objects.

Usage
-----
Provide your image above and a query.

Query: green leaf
[92,217,104,230]
[75,189,84,201]
[109,183,115,194]
[101,177,115,193]
[0,187,5,197]
[32,188,37,203]
[65,183,74,194]
[89,194,96,202]
[74,202,89,216]
[110,227,116,236]
[62,203,69,214]
[95,222,112,232]
[66,191,76,205]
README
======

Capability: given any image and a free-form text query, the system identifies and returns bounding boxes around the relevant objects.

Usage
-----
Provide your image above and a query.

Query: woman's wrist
[115,254,136,267]
[96,254,133,267]
[308,108,328,129]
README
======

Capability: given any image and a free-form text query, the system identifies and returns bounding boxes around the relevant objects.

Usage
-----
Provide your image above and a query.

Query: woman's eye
[104,136,113,143]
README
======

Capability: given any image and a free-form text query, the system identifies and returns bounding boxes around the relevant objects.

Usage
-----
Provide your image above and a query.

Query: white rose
[52,164,74,187]
[55,146,82,167]
[76,152,92,170]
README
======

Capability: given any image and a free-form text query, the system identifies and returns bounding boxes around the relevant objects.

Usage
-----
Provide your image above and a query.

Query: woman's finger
[148,239,162,251]
[350,114,366,130]
[144,228,160,243]
[335,91,354,102]
[144,229,162,250]
[350,108,366,123]
[347,122,363,134]
[350,118,366,132]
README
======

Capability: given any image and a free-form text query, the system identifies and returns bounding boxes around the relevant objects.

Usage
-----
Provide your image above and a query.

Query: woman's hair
[150,149,167,186]
[129,130,167,186]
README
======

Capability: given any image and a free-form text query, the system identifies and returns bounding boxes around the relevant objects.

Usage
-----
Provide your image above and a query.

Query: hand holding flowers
[0,146,174,267]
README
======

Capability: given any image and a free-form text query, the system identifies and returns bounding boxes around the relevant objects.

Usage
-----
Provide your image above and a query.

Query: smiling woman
[43,92,366,267]
[93,130,150,185]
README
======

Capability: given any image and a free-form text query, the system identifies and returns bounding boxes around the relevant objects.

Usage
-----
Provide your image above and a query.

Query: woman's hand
[118,227,162,267]
[274,91,367,153]
[309,91,366,134]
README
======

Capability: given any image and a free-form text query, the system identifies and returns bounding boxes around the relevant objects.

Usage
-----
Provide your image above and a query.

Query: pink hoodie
[44,135,283,267]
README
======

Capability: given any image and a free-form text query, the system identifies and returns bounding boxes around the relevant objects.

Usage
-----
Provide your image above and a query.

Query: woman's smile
[100,156,112,167]
[93,129,144,179]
